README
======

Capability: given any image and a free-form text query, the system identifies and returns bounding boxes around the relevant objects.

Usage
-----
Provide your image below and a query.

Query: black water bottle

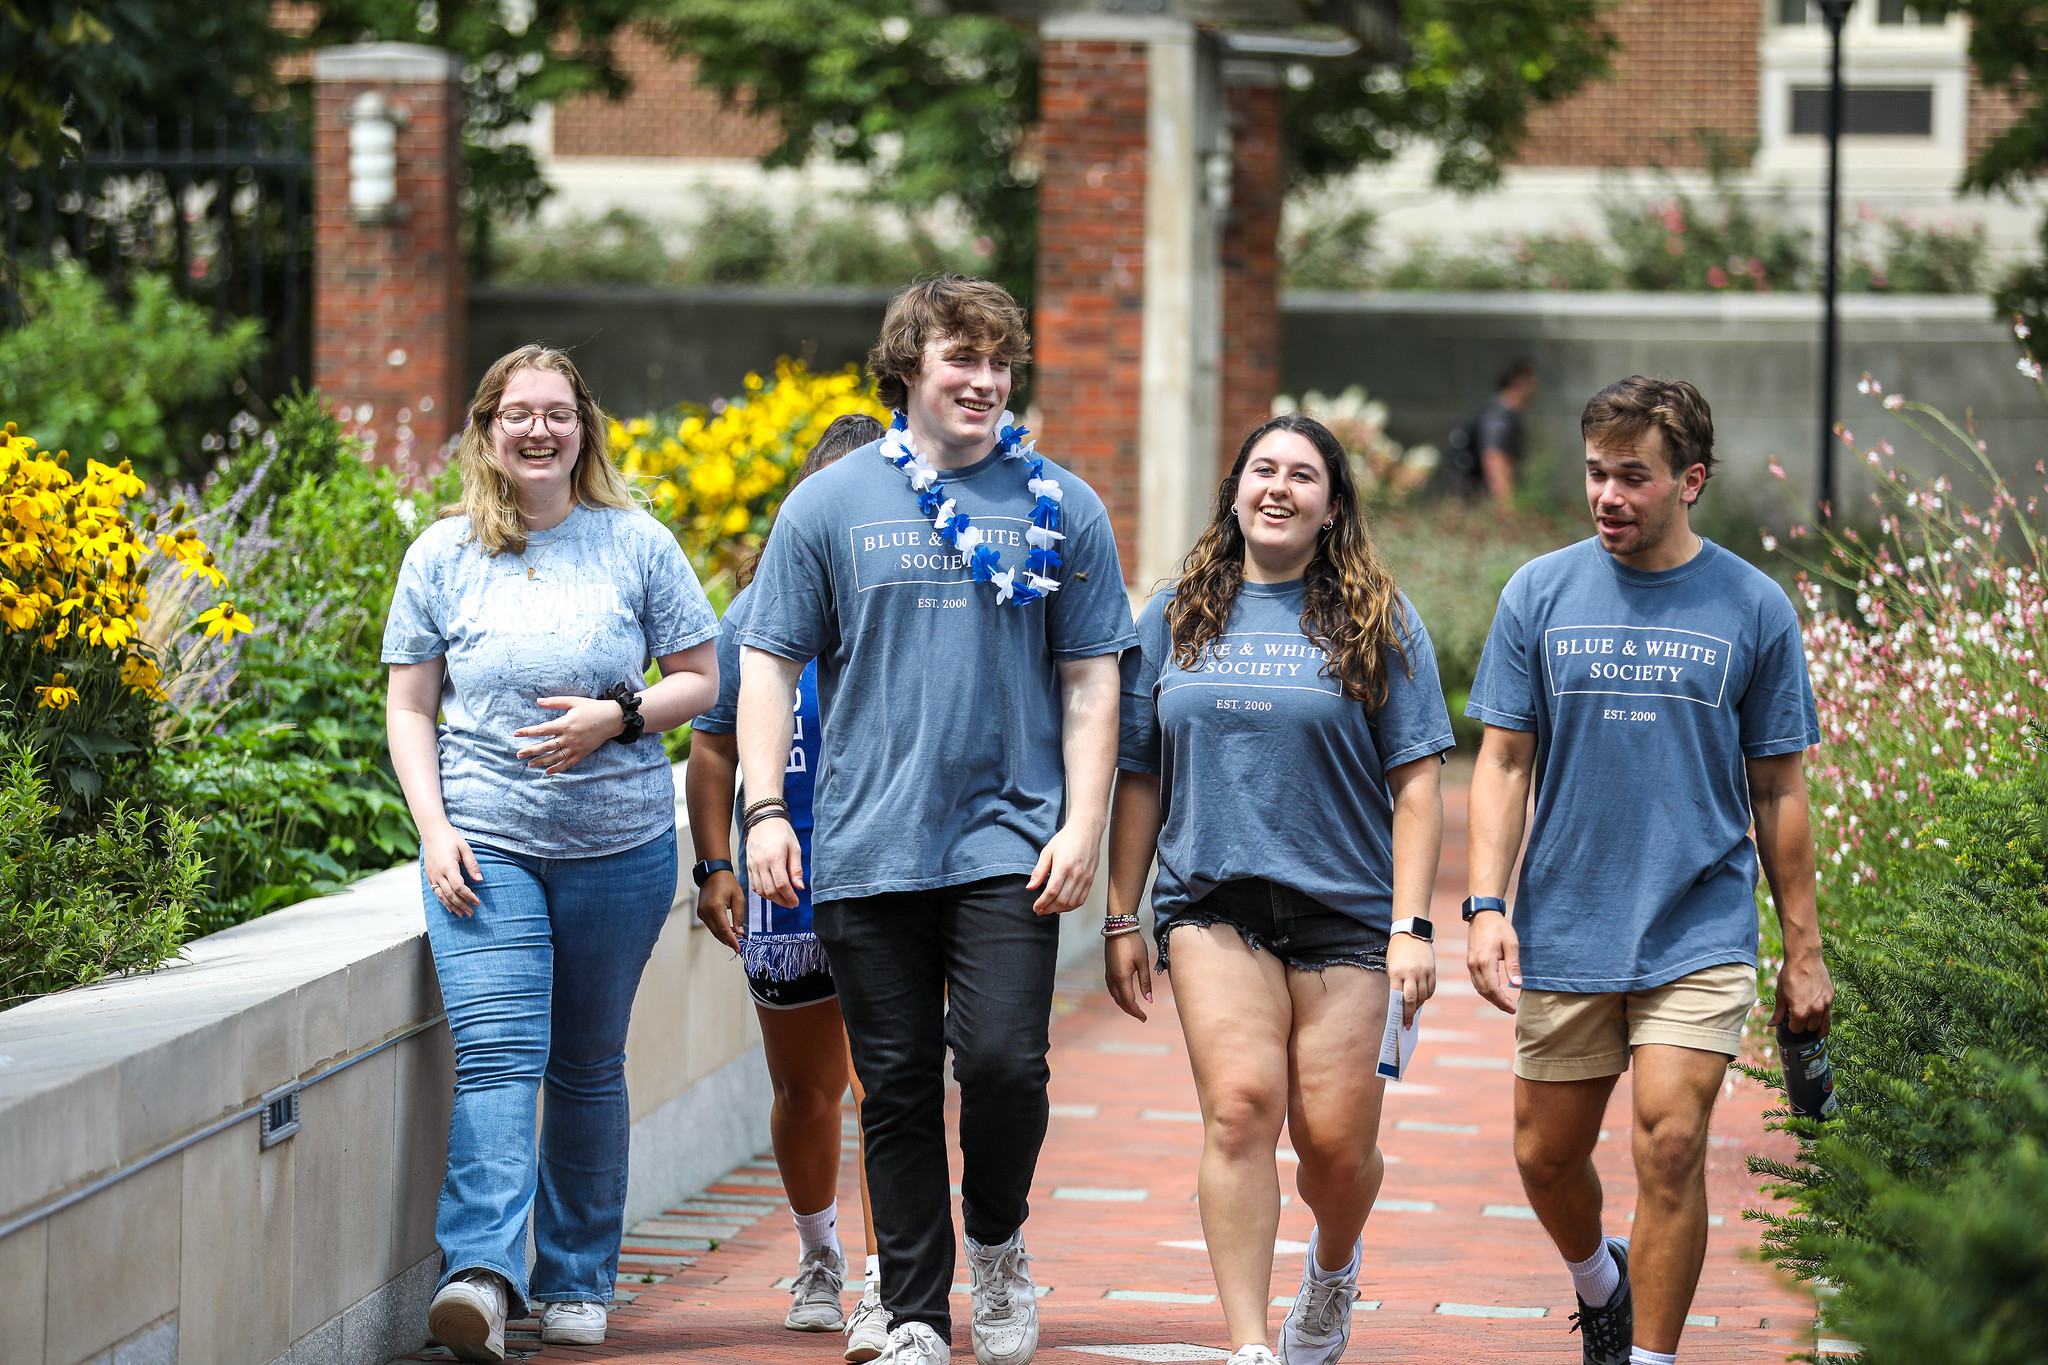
[1777,1022,1839,1121]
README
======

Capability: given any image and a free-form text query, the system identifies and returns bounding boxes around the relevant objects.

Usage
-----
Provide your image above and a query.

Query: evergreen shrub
[1750,749,2048,1364]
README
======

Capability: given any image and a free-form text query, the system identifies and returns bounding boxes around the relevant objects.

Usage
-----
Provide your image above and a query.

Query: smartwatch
[691,859,733,888]
[1461,895,1508,922]
[1390,916,1434,943]
[600,681,645,745]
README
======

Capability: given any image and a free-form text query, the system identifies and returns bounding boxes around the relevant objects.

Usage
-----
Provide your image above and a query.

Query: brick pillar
[312,44,465,469]
[1034,35,1150,581]
[1217,77,1282,479]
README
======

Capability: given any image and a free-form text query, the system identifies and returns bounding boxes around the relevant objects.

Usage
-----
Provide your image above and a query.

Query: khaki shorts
[1514,961,1758,1082]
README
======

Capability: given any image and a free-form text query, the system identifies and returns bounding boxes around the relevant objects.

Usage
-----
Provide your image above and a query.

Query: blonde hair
[444,344,644,554]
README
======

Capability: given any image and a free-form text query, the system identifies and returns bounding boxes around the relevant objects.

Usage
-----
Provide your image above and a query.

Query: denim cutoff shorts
[1156,877,1389,976]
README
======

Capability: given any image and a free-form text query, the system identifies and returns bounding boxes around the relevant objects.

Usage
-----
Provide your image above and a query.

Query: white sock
[792,1201,839,1255]
[1309,1230,1360,1282]
[1566,1240,1622,1307]
[865,1254,880,1288]
[1629,1349,1676,1365]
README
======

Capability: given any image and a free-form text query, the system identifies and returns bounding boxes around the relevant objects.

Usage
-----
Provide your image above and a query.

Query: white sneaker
[1278,1233,1360,1365]
[787,1244,849,1331]
[539,1299,607,1345]
[1228,1347,1280,1365]
[846,1281,892,1362]
[427,1269,508,1363]
[875,1320,953,1363]
[965,1232,1039,1365]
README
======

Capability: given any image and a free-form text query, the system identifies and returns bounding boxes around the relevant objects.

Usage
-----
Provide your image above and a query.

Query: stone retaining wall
[0,764,764,1365]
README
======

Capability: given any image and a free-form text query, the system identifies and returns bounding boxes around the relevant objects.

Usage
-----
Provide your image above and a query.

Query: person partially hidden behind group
[687,412,891,1362]
[383,344,721,1362]
[1106,413,1455,1365]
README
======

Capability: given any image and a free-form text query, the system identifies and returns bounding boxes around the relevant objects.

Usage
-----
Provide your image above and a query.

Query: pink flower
[1708,266,1729,289]
[1665,235,1684,257]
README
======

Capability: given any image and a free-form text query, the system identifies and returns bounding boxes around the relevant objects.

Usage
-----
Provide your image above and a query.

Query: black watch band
[691,859,733,888]
[601,682,645,745]
[1461,895,1508,923]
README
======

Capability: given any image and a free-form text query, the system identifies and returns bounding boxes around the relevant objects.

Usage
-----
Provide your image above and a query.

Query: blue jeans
[423,826,678,1307]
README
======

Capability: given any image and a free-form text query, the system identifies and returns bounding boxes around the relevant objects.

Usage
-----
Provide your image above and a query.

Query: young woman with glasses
[384,344,720,1361]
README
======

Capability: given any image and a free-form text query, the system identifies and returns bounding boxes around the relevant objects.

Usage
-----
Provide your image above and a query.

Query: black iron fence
[2,117,313,405]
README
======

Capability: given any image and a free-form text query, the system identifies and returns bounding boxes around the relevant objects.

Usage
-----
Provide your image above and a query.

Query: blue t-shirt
[380,504,719,858]
[1119,581,1456,931]
[695,586,824,971]
[1465,537,1820,992]
[739,438,1136,901]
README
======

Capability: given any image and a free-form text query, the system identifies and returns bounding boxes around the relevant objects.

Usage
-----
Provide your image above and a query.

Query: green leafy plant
[0,738,203,1008]
[1747,749,2048,1362]
[491,201,981,288]
[0,263,263,484]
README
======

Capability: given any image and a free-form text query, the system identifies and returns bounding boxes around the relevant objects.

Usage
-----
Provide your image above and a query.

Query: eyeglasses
[496,408,580,437]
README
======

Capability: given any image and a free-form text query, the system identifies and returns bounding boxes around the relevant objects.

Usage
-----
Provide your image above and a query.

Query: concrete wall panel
[44,1158,181,1364]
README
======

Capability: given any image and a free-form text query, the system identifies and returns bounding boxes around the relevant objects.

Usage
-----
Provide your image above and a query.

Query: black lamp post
[1817,0,1853,521]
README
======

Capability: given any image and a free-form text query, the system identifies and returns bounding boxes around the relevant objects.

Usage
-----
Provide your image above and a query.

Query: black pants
[814,874,1060,1342]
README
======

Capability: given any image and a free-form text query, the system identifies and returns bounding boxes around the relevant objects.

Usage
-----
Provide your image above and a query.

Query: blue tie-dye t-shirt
[381,503,719,859]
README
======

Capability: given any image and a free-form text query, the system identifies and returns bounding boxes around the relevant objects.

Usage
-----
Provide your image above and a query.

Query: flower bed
[1749,360,2048,1360]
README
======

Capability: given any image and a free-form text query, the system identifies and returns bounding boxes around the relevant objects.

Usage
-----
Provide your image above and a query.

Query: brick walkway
[399,776,1822,1363]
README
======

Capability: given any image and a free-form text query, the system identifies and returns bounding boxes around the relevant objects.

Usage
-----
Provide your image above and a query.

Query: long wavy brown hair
[1166,413,1411,707]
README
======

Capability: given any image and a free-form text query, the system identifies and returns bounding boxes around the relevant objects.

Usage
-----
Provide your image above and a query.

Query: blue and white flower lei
[882,409,1065,606]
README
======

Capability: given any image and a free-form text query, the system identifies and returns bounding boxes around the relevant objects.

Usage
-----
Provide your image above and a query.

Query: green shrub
[151,396,440,928]
[1282,206,1380,291]
[0,264,263,485]
[489,201,980,288]
[1831,1118,2048,1364]
[1749,751,2048,1362]
[0,740,204,1008]
[1374,504,1581,746]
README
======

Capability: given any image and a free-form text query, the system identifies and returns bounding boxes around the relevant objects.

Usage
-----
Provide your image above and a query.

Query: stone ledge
[312,44,462,84]
[0,766,699,1228]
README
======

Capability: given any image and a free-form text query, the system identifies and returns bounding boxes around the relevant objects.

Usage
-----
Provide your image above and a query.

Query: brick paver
[398,775,1822,1362]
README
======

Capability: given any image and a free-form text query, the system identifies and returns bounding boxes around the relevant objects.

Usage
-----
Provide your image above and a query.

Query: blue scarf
[739,657,828,980]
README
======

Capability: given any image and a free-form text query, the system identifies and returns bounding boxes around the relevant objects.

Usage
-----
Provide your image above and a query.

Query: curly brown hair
[866,275,1031,410]
[1166,414,1411,708]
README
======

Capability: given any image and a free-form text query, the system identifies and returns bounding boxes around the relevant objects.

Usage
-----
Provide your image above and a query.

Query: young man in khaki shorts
[1461,376,1835,1365]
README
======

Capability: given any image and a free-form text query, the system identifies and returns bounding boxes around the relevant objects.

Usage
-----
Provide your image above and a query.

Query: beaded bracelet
[1102,913,1143,939]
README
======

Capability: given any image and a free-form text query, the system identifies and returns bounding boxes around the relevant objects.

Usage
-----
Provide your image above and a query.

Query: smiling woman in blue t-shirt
[1106,413,1456,1365]
[382,345,720,1362]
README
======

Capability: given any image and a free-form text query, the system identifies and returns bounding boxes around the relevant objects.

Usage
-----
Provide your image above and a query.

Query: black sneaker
[1567,1236,1632,1365]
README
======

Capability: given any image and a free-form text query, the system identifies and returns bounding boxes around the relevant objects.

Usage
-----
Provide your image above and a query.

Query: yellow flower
[120,653,165,699]
[193,601,254,640]
[34,672,79,710]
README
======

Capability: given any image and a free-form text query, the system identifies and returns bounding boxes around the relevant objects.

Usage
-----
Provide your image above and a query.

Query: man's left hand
[1771,949,1836,1037]
[1028,822,1101,915]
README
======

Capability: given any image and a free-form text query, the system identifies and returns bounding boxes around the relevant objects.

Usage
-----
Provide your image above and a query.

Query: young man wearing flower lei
[1463,376,1835,1365]
[737,275,1135,1365]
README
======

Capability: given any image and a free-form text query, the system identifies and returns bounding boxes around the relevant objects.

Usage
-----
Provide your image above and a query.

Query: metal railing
[2,116,314,403]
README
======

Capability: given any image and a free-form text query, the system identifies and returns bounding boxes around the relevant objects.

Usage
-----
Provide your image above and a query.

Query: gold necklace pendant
[527,565,537,581]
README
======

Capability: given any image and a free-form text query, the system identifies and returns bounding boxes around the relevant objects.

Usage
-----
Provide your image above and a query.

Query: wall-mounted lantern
[348,91,409,223]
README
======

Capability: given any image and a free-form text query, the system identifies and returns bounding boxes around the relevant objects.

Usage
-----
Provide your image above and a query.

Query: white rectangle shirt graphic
[849,516,1034,592]
[1542,624,1732,707]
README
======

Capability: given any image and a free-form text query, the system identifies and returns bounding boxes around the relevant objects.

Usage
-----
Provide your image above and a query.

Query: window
[1779,0,1930,22]
[1789,85,1935,135]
